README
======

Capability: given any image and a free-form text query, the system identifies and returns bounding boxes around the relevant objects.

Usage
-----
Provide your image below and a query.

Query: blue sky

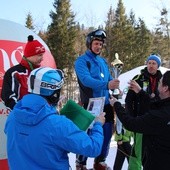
[0,0,169,31]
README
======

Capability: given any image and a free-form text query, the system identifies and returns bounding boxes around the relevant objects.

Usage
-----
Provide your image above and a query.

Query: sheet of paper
[87,97,105,117]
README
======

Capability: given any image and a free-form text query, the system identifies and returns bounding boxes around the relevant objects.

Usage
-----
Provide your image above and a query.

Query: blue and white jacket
[4,94,104,170]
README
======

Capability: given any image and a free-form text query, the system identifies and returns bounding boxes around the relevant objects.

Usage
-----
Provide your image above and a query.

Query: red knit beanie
[24,35,45,58]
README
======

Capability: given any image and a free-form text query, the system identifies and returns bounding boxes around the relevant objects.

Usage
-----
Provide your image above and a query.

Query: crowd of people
[1,29,170,170]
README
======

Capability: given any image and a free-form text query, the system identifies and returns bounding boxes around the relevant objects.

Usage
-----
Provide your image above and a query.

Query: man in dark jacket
[110,70,170,170]
[1,35,45,110]
[125,54,162,170]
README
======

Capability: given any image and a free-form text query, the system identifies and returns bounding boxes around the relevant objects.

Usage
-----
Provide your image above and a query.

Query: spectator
[125,54,162,170]
[113,126,132,170]
[1,35,45,110]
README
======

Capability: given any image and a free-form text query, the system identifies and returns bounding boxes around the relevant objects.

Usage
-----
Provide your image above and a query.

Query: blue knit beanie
[146,54,161,67]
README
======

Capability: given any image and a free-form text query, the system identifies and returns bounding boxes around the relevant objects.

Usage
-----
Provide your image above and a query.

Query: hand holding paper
[95,112,106,125]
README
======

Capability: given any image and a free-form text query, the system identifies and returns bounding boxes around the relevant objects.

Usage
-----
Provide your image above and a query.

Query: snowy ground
[68,137,128,170]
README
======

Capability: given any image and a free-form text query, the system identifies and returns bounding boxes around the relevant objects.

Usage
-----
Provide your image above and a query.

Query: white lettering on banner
[0,48,10,72]
[11,46,23,67]
[0,46,23,72]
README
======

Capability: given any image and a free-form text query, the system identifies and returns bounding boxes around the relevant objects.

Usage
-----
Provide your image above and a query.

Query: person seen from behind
[4,67,106,170]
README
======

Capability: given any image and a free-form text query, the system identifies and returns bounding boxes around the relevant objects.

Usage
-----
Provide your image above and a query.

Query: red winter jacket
[1,58,39,110]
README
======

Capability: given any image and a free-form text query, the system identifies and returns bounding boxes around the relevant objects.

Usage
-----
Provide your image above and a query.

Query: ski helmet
[86,29,106,49]
[28,67,64,105]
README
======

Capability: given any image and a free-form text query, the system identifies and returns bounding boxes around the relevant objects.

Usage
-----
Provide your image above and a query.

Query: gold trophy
[110,53,123,96]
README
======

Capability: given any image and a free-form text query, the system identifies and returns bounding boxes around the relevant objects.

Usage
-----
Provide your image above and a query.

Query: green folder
[60,99,95,131]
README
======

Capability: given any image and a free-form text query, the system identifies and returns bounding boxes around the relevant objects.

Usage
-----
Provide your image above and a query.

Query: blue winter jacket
[74,50,113,105]
[4,94,104,170]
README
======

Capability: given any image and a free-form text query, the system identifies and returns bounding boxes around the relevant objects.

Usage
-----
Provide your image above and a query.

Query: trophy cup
[110,53,124,96]
[110,53,124,135]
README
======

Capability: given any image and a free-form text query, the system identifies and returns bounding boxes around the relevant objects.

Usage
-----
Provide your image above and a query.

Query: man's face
[147,60,158,75]
[91,40,103,55]
[158,77,169,99]
[27,53,44,66]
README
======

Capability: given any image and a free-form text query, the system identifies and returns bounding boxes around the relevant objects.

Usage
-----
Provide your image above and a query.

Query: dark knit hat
[146,54,161,67]
[24,35,45,58]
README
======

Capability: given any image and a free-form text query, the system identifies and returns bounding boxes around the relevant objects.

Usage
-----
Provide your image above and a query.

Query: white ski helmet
[28,67,64,105]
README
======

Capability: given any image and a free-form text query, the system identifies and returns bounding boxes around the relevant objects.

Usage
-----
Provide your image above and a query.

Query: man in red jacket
[1,35,45,110]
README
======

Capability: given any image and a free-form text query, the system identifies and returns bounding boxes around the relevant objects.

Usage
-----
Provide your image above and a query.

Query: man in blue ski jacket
[74,29,120,170]
[4,67,105,170]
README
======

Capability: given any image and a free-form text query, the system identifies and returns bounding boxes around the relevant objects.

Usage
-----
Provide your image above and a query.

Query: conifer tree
[25,12,35,31]
[132,18,152,66]
[105,0,152,72]
[46,0,77,99]
[105,6,115,64]
[152,7,170,67]
[74,23,87,56]
[109,0,135,71]
[46,0,77,70]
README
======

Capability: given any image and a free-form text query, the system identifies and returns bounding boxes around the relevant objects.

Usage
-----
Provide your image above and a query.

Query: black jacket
[114,96,170,170]
[1,58,38,110]
[125,67,162,117]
